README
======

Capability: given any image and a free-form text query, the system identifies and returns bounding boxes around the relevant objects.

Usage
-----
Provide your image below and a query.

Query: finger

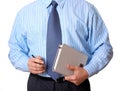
[33,66,45,71]
[28,60,44,70]
[31,69,45,74]
[32,62,45,70]
[33,62,45,68]
[29,63,45,73]
[34,59,44,65]
[31,55,44,64]
[65,75,80,85]
[65,75,76,81]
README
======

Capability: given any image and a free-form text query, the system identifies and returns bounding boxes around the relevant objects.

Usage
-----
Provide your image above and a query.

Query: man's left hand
[64,64,89,86]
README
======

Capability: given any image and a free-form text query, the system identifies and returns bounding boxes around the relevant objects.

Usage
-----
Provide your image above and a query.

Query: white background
[0,0,120,91]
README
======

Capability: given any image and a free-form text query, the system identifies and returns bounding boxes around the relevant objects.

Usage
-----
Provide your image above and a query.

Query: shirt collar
[39,0,65,8]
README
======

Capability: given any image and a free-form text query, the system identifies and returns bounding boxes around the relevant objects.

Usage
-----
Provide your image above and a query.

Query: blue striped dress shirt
[8,0,113,77]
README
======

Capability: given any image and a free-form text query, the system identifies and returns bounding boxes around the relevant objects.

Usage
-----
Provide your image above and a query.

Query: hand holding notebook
[52,44,88,76]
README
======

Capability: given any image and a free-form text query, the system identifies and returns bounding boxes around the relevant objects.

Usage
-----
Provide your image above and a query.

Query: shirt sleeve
[84,5,113,77]
[8,12,29,72]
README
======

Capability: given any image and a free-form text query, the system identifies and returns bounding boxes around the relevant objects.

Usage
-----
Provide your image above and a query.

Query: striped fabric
[8,0,113,77]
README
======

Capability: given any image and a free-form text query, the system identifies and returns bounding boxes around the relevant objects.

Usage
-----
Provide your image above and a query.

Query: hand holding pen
[28,55,45,74]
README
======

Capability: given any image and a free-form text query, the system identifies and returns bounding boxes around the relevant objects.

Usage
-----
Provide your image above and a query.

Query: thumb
[36,56,42,60]
[67,64,76,71]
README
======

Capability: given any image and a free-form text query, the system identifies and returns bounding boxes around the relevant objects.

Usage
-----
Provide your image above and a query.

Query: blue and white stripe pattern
[8,0,113,77]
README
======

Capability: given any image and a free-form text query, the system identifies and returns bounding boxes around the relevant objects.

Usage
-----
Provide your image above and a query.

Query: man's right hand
[28,56,45,74]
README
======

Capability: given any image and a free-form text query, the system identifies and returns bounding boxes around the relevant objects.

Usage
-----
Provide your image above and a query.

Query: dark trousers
[27,73,91,91]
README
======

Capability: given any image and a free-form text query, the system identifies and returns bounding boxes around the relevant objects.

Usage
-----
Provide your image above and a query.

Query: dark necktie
[46,1,62,80]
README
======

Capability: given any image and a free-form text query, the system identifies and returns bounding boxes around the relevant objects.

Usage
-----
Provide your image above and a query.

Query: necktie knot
[51,1,58,8]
